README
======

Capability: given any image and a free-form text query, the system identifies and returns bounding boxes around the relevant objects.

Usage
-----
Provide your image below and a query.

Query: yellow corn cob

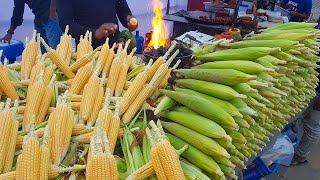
[97,38,110,74]
[79,74,100,122]
[107,57,122,96]
[36,75,55,124]
[40,127,50,180]
[147,121,185,180]
[119,60,153,115]
[43,65,54,85]
[72,124,94,135]
[76,31,90,61]
[69,63,94,94]
[2,116,18,173]
[0,68,19,100]
[23,71,45,131]
[98,89,114,132]
[102,44,115,75]
[16,135,41,180]
[127,162,155,180]
[29,59,45,87]
[20,31,39,80]
[87,83,105,127]
[70,46,101,72]
[0,171,15,180]
[40,38,75,78]
[108,101,121,154]
[56,26,72,65]
[115,60,130,97]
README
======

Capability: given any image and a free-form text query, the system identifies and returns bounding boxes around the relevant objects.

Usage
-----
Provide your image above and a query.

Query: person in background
[290,23,320,166]
[280,0,312,22]
[57,0,138,49]
[0,0,62,49]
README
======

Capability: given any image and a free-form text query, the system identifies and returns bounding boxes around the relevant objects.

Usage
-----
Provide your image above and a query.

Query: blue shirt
[283,0,312,22]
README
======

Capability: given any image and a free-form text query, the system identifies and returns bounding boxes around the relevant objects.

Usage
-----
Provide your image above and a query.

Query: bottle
[135,31,144,54]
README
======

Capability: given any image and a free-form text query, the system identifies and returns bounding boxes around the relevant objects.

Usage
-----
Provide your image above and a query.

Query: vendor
[280,0,312,22]
[0,0,62,49]
[57,0,138,49]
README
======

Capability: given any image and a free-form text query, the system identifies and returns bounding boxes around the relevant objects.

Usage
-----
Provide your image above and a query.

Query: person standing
[57,0,138,49]
[280,0,312,22]
[0,0,62,49]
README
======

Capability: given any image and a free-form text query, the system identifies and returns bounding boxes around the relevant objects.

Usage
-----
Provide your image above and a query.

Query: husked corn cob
[87,75,106,127]
[23,71,46,131]
[108,101,121,154]
[79,74,100,122]
[107,57,122,96]
[29,56,46,87]
[115,59,129,97]
[39,126,50,180]
[20,31,39,80]
[56,26,72,65]
[40,38,75,79]
[43,65,54,85]
[102,43,115,74]
[120,60,153,115]
[76,31,90,61]
[0,68,19,100]
[36,75,56,123]
[70,46,101,72]
[146,121,185,180]
[69,63,94,94]
[97,38,110,74]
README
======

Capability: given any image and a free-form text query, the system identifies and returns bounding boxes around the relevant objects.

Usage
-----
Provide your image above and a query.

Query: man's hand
[0,33,13,44]
[95,23,118,40]
[127,16,138,32]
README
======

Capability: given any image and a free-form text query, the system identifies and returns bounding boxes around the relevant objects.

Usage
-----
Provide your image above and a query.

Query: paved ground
[311,0,320,22]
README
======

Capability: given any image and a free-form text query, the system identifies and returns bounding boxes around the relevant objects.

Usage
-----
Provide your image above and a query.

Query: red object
[144,32,152,49]
[187,0,205,11]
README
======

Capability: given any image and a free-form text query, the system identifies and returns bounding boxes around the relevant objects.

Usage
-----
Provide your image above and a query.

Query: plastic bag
[260,135,295,167]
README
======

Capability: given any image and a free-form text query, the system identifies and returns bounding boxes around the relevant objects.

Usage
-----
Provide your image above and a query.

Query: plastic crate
[0,40,25,64]
[243,157,280,180]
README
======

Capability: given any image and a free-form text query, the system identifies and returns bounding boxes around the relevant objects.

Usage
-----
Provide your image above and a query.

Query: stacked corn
[154,22,320,179]
[0,22,319,180]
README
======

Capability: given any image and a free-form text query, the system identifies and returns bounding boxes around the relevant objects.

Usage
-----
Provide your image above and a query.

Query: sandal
[290,154,308,166]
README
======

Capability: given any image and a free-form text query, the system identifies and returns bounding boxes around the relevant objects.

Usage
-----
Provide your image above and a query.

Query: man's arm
[1,0,25,43]
[290,0,312,20]
[50,0,57,20]
[116,0,133,28]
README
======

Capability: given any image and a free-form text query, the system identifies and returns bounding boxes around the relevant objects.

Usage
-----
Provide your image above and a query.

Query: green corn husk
[166,133,224,176]
[226,148,246,161]
[243,115,256,126]
[234,117,250,129]
[229,98,258,117]
[197,47,280,61]
[180,160,212,180]
[162,122,230,158]
[175,79,247,100]
[247,32,315,41]
[231,83,258,94]
[174,69,256,85]
[213,137,235,149]
[161,90,238,129]
[160,110,230,140]
[230,156,246,169]
[239,128,255,138]
[227,130,247,144]
[238,148,251,158]
[221,40,298,51]
[175,88,243,118]
[154,96,177,115]
[247,148,258,156]
[210,156,236,169]
[218,164,238,180]
[193,60,274,75]
[246,137,266,147]
[260,55,287,65]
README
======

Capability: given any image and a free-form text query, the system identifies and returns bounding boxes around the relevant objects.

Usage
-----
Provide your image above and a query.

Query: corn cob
[87,74,106,127]
[79,74,100,122]
[197,47,281,61]
[102,43,116,74]
[120,60,153,115]
[40,126,50,180]
[70,46,101,72]
[56,26,72,65]
[222,39,298,50]
[43,65,54,85]
[69,62,94,94]
[108,101,121,154]
[20,31,39,80]
[160,110,230,140]
[97,38,110,74]
[146,120,185,180]
[23,71,45,131]
[40,38,76,79]
[194,60,274,74]
[28,54,46,87]
[36,75,55,123]
[76,31,90,61]
[161,89,238,128]
[0,67,19,100]
[106,57,122,96]
[162,121,230,158]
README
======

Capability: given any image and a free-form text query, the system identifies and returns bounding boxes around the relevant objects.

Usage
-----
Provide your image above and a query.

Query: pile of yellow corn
[0,22,319,179]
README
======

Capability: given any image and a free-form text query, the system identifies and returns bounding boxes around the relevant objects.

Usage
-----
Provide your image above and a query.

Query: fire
[148,0,169,49]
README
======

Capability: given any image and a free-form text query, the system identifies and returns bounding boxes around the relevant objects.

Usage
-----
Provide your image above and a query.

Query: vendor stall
[0,0,319,180]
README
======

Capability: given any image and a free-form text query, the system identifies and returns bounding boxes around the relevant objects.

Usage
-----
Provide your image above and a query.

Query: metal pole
[253,0,258,33]
[166,0,170,14]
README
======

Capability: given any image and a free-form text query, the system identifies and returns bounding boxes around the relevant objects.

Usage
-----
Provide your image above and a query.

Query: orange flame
[148,0,169,49]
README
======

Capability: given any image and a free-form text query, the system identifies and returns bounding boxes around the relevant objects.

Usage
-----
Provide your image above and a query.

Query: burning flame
[148,0,169,49]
